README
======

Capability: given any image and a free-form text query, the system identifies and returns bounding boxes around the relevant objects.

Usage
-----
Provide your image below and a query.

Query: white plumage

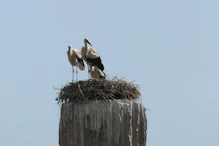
[67,45,85,81]
[81,38,105,79]
[90,66,106,80]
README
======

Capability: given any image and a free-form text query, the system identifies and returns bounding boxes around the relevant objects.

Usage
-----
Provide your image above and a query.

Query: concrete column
[59,99,147,146]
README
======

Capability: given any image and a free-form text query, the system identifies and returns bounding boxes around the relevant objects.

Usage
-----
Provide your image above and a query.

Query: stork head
[68,45,72,51]
[84,38,92,47]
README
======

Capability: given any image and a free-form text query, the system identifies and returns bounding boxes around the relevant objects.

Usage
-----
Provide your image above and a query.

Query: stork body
[90,66,106,80]
[81,38,104,78]
[67,45,85,82]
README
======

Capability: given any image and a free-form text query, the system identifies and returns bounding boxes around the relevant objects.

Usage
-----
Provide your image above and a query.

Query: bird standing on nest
[90,66,106,80]
[67,45,85,82]
[81,38,105,79]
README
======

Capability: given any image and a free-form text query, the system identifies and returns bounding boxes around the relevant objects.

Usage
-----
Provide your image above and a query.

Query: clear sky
[0,0,219,146]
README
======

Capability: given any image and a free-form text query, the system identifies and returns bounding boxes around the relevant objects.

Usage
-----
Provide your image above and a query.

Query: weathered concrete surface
[59,99,147,146]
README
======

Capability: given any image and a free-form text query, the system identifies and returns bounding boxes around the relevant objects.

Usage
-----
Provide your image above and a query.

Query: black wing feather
[76,56,85,67]
[86,57,104,71]
[99,71,106,79]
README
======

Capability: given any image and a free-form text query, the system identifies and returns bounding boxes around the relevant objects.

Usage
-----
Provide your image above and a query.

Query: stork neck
[67,49,72,56]
[84,44,89,56]
[84,43,89,51]
[84,42,88,48]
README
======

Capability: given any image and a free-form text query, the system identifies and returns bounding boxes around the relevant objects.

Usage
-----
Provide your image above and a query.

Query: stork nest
[55,77,141,104]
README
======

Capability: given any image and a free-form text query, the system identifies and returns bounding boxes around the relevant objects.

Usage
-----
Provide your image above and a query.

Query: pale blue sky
[0,0,219,146]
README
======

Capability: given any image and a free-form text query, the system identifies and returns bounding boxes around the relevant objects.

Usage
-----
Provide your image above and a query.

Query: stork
[81,38,104,78]
[90,66,106,80]
[67,45,85,82]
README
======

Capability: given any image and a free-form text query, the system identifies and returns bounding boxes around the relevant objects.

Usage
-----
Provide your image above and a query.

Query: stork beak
[86,40,92,47]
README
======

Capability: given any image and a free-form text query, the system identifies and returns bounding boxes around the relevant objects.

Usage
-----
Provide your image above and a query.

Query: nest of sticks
[55,77,141,104]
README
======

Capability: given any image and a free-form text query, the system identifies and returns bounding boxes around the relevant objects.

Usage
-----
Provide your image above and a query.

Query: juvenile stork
[81,38,104,78]
[67,45,85,82]
[90,66,106,80]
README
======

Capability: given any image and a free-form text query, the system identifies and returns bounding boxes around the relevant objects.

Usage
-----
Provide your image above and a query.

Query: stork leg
[76,67,78,81]
[88,65,90,79]
[89,65,92,79]
[72,66,74,82]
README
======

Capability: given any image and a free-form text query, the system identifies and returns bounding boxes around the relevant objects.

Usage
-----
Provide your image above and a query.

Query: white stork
[90,66,106,80]
[67,45,85,82]
[81,38,105,78]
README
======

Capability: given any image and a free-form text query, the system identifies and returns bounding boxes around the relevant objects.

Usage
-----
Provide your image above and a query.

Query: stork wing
[74,49,85,70]
[74,50,83,59]
[86,57,104,71]
[87,48,100,59]
[90,67,106,79]
[98,70,106,79]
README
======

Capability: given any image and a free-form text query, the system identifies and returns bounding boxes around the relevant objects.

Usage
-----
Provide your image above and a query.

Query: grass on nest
[55,76,141,104]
